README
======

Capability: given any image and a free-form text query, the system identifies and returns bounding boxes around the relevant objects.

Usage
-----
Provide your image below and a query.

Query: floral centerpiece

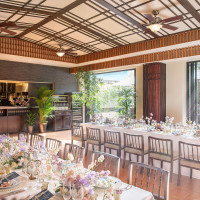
[0,134,45,172]
[145,113,153,125]
[53,154,119,200]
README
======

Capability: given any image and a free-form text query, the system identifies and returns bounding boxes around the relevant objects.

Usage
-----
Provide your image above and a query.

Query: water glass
[63,183,72,200]
[71,185,83,200]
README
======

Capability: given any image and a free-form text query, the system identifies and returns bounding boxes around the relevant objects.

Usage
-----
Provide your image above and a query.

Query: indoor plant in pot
[32,86,55,133]
[26,111,37,134]
[73,68,103,122]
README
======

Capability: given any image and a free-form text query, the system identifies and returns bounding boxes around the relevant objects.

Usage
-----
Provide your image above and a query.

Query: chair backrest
[18,132,29,143]
[179,141,200,161]
[128,162,169,200]
[91,151,120,178]
[104,130,121,146]
[86,127,101,141]
[46,138,62,156]
[124,133,144,151]
[72,125,84,138]
[30,134,44,148]
[63,143,85,163]
[148,136,173,157]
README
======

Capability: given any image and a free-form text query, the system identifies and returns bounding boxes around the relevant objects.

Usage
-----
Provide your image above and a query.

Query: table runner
[1,172,154,200]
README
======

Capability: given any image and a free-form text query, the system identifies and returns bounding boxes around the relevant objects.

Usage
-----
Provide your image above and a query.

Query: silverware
[0,189,25,199]
[120,184,132,191]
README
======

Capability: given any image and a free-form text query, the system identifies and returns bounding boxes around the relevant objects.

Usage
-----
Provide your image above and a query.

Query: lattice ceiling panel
[0,0,200,56]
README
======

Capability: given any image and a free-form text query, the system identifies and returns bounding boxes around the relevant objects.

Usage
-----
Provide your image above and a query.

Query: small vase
[39,123,47,133]
[114,190,122,200]
[28,126,33,134]
[196,130,200,136]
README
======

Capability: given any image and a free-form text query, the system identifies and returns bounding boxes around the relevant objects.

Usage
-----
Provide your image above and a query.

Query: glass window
[95,69,136,119]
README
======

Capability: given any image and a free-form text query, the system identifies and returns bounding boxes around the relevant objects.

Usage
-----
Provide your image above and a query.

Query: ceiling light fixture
[148,23,162,32]
[56,51,65,57]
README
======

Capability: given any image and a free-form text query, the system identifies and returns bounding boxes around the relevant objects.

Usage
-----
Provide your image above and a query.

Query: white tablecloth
[81,123,200,179]
[1,172,154,200]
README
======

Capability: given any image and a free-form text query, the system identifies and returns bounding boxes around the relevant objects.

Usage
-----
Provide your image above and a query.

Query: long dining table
[81,123,200,179]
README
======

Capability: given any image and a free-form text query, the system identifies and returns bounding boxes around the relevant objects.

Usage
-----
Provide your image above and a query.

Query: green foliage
[117,87,134,119]
[73,68,103,117]
[26,111,37,126]
[32,86,55,123]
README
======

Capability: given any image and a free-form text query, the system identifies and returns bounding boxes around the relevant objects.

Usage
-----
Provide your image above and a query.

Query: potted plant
[73,68,103,122]
[26,111,37,134]
[117,87,135,120]
[32,87,55,133]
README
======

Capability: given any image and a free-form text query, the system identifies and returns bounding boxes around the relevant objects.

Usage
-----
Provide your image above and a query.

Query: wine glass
[33,165,43,190]
[21,162,31,190]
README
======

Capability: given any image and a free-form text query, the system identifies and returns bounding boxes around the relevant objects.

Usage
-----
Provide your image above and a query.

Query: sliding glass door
[187,61,200,123]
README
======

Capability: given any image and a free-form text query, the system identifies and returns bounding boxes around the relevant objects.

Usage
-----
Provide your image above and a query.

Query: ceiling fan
[49,40,78,57]
[143,10,183,33]
[0,21,17,35]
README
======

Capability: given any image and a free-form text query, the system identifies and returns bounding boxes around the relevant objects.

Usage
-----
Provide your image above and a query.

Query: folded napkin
[0,172,20,183]
[30,189,54,200]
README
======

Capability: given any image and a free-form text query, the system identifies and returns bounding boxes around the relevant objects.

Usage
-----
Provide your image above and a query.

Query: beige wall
[135,65,143,119]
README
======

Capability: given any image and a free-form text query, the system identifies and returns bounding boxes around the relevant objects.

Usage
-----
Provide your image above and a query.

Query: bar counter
[0,106,32,134]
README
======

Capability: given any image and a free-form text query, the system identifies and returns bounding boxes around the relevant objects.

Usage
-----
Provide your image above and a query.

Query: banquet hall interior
[0,0,200,200]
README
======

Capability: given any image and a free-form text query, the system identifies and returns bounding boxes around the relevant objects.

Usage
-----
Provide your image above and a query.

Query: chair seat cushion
[125,147,148,155]
[72,134,87,141]
[149,152,179,162]
[105,143,124,150]
[87,139,104,145]
[180,159,200,169]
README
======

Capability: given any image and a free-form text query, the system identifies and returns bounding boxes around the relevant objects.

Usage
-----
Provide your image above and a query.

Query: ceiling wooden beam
[36,29,95,53]
[59,16,121,46]
[0,3,51,15]
[70,44,200,73]
[17,0,87,37]
[0,2,122,47]
[177,0,200,23]
[93,0,158,38]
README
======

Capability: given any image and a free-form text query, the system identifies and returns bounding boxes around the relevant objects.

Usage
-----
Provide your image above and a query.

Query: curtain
[187,62,198,123]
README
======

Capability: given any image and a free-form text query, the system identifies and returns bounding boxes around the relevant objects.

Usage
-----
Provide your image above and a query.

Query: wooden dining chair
[46,138,62,156]
[91,151,120,178]
[30,134,44,148]
[85,127,104,156]
[177,141,200,185]
[123,133,148,168]
[71,125,86,147]
[63,143,85,163]
[148,136,178,181]
[18,132,30,143]
[104,130,124,158]
[128,162,169,200]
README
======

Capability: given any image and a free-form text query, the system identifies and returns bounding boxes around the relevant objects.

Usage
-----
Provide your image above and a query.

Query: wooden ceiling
[0,0,200,57]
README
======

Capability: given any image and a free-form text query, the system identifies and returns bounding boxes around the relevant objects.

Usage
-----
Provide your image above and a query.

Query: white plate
[94,176,122,190]
[0,176,25,191]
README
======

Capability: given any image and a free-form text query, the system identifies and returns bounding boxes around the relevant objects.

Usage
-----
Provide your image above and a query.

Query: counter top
[0,106,29,109]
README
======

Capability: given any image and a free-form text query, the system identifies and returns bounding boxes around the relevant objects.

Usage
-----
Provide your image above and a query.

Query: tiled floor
[13,130,200,200]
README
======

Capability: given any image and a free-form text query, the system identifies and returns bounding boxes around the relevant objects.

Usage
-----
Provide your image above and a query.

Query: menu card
[30,189,54,200]
[0,172,20,183]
